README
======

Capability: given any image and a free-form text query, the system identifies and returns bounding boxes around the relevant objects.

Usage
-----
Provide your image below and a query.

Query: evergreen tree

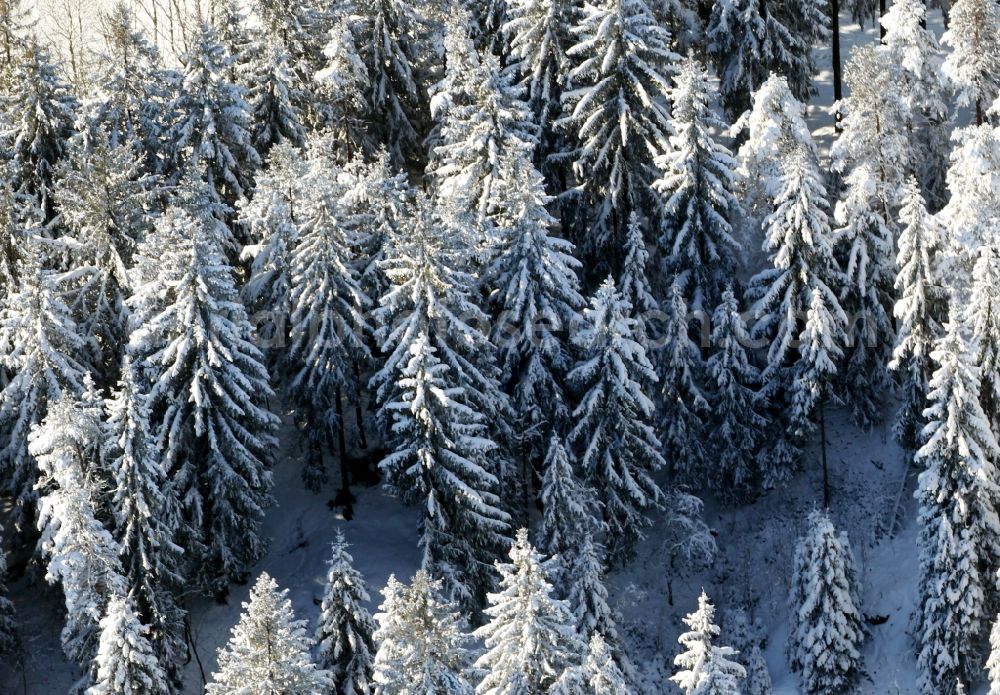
[706,287,768,500]
[551,633,632,694]
[831,46,909,428]
[474,528,586,694]
[732,73,817,225]
[315,15,374,162]
[564,533,627,673]
[428,14,535,242]
[618,213,657,339]
[968,245,1000,430]
[502,0,574,180]
[354,0,424,166]
[559,0,678,273]
[723,608,772,695]
[537,434,599,572]
[55,132,153,383]
[243,31,305,157]
[82,1,170,169]
[941,0,1000,125]
[484,156,584,460]
[370,198,512,609]
[914,319,1000,695]
[989,613,1000,695]
[315,531,377,695]
[86,595,170,695]
[285,154,371,492]
[102,358,185,674]
[372,571,475,695]
[165,21,260,210]
[128,177,277,595]
[880,0,950,208]
[208,572,334,694]
[0,524,17,657]
[239,142,304,320]
[568,278,663,564]
[0,0,30,75]
[31,391,125,667]
[889,179,946,449]
[707,0,827,119]
[747,149,845,456]
[654,53,741,312]
[787,510,865,695]
[0,253,87,529]
[658,282,709,485]
[671,591,746,695]
[0,37,76,219]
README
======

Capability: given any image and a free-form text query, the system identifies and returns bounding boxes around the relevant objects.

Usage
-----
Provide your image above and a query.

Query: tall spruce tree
[568,278,663,564]
[787,510,865,695]
[654,53,741,312]
[706,287,768,500]
[941,0,1000,125]
[474,529,586,694]
[914,319,1000,695]
[127,177,277,595]
[86,595,170,695]
[370,198,512,609]
[207,573,334,694]
[968,245,1000,430]
[671,591,746,695]
[315,531,377,694]
[889,179,946,449]
[559,0,678,274]
[372,571,475,695]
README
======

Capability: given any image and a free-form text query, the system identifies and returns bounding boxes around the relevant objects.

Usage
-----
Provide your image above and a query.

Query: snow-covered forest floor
[0,7,958,695]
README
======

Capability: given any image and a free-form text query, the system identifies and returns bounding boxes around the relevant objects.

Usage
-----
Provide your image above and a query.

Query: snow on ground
[0,7,958,694]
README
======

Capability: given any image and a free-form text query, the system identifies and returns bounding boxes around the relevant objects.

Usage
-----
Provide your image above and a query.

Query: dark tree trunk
[820,394,830,509]
[832,0,844,132]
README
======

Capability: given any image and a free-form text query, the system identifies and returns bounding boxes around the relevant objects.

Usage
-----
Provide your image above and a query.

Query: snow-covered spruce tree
[102,358,185,674]
[484,155,584,461]
[165,21,260,211]
[502,0,574,179]
[565,531,628,671]
[352,0,424,166]
[937,125,1000,283]
[0,254,87,529]
[657,282,709,486]
[81,1,170,169]
[969,246,1000,431]
[372,571,475,695]
[55,132,154,383]
[31,391,125,668]
[128,177,277,595]
[618,212,657,340]
[990,615,1000,695]
[831,45,909,428]
[474,528,586,694]
[732,73,818,225]
[243,30,305,158]
[315,531,377,694]
[208,572,334,694]
[654,52,741,312]
[370,198,512,609]
[706,287,768,500]
[880,0,950,209]
[428,12,535,244]
[559,0,678,273]
[0,180,27,304]
[537,434,600,576]
[285,155,371,492]
[706,0,827,119]
[0,37,76,219]
[552,631,632,694]
[0,524,17,657]
[671,590,746,695]
[787,510,865,695]
[568,278,663,564]
[239,142,306,335]
[746,149,845,475]
[941,0,1000,125]
[86,595,170,695]
[914,319,1000,695]
[889,179,946,449]
[314,14,374,163]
